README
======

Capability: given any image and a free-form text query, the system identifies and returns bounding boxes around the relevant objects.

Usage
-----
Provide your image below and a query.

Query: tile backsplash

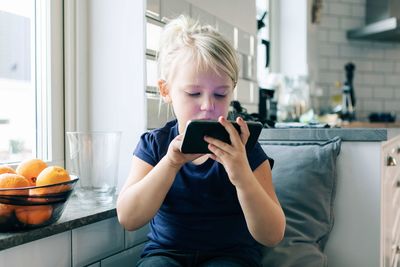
[313,0,400,121]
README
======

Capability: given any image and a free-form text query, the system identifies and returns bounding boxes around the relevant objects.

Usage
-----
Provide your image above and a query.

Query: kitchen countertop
[0,127,391,251]
[260,127,387,141]
[0,196,117,251]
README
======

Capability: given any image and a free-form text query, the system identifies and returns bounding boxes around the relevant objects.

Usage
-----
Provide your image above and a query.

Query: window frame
[35,0,64,166]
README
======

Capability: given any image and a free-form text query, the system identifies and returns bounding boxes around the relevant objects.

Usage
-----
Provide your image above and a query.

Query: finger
[217,116,242,147]
[204,135,234,155]
[207,143,227,159]
[236,117,250,145]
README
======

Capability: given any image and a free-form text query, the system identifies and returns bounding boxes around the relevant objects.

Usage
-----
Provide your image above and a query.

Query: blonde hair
[157,15,239,88]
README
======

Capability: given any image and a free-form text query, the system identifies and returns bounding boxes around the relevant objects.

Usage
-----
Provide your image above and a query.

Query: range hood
[347,0,400,42]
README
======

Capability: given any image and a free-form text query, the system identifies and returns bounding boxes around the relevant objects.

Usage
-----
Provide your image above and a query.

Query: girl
[117,15,285,267]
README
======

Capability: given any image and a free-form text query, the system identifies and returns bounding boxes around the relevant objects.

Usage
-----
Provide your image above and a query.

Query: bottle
[341,83,355,122]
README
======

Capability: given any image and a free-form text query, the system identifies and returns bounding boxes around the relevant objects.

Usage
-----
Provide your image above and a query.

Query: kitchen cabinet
[325,134,400,267]
[0,215,149,267]
[382,136,400,267]
[71,217,124,266]
[0,232,71,267]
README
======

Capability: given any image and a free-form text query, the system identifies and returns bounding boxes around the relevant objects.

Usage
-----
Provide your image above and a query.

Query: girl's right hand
[165,134,203,168]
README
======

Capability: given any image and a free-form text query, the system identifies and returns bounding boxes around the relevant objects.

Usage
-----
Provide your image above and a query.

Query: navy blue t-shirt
[133,120,273,263]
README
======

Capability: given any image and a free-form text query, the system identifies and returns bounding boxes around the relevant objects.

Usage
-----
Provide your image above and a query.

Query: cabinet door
[382,137,400,267]
[0,232,71,267]
[72,217,124,267]
[101,243,146,267]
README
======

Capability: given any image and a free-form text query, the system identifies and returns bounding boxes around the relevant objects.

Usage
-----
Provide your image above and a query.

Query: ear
[158,79,172,103]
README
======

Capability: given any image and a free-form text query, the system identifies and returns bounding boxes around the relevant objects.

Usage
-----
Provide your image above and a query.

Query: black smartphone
[180,120,263,154]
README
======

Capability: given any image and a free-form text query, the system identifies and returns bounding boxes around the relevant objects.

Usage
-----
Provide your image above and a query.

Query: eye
[185,92,200,97]
[214,93,227,98]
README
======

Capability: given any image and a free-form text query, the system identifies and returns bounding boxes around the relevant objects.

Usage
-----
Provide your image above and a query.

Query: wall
[64,0,146,191]
[184,0,256,35]
[311,0,400,121]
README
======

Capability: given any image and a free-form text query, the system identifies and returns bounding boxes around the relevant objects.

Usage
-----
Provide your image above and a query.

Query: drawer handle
[387,156,397,166]
[393,245,400,254]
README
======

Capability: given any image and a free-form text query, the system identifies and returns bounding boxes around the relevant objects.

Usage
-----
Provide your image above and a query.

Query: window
[0,0,63,165]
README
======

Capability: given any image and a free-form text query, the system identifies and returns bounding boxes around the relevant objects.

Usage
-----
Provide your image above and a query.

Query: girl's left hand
[204,116,251,187]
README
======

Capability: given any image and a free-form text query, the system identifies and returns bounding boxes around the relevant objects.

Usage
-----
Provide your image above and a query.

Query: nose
[200,95,214,111]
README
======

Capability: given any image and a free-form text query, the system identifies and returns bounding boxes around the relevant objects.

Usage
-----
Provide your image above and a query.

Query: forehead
[170,53,232,85]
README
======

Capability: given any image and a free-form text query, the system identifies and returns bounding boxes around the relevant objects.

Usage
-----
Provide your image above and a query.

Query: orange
[15,205,53,225]
[16,158,48,186]
[0,165,16,175]
[0,173,31,195]
[31,166,71,195]
[0,203,14,218]
[0,173,30,218]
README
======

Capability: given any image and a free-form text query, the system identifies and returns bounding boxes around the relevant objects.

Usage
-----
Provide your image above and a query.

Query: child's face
[163,62,234,133]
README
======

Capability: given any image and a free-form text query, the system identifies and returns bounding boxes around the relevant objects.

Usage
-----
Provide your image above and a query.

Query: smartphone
[180,119,263,154]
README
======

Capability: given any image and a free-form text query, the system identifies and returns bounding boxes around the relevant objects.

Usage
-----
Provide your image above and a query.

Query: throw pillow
[260,137,341,266]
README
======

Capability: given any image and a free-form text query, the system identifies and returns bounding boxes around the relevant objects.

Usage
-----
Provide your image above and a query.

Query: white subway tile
[340,17,364,30]
[354,86,372,98]
[317,30,328,42]
[320,15,340,29]
[351,4,365,18]
[384,101,400,112]
[361,100,383,112]
[318,57,329,70]
[355,61,373,72]
[339,45,365,58]
[362,48,385,59]
[360,73,384,86]
[385,75,400,86]
[345,0,366,4]
[320,44,339,57]
[319,71,341,84]
[373,62,395,73]
[328,3,353,16]
[328,30,347,43]
[328,58,347,71]
[384,48,400,60]
[396,62,400,72]
[372,87,394,99]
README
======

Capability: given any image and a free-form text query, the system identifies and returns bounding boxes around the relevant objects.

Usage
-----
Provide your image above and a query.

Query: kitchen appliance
[347,0,400,42]
[259,88,276,126]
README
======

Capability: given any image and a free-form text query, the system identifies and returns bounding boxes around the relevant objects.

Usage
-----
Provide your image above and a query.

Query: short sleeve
[247,142,274,171]
[133,132,159,166]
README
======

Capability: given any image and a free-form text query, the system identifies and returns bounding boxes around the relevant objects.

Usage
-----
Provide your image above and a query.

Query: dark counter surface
[260,127,387,141]
[0,196,117,251]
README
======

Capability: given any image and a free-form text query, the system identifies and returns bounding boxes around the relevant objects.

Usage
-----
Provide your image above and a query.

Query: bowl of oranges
[0,159,78,231]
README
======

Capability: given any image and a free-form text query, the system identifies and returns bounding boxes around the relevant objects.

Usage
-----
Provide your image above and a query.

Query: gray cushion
[260,137,341,267]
